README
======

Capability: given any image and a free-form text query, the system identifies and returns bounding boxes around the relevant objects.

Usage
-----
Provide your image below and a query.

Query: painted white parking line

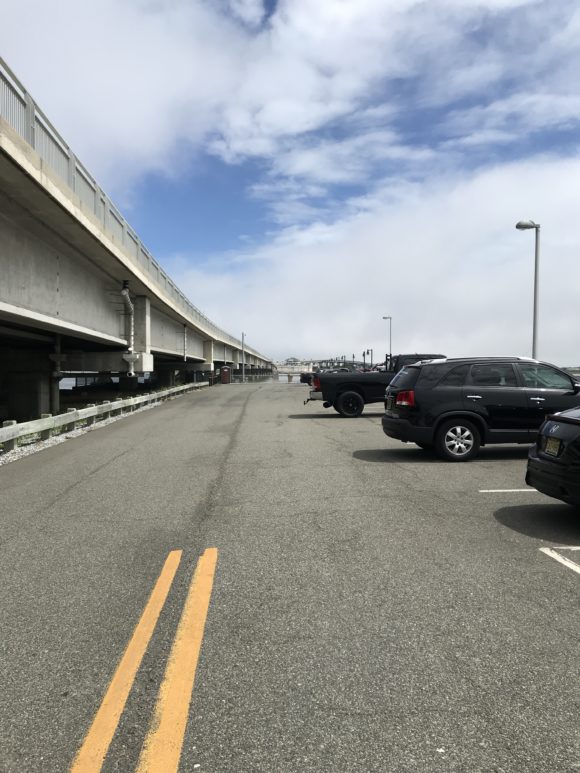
[479,489,536,493]
[540,547,580,576]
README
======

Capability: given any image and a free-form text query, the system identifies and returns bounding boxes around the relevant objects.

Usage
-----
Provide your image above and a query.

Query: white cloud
[443,129,517,148]
[171,153,580,364]
[3,0,580,362]
[269,131,436,185]
[445,93,580,142]
[228,0,265,27]
[3,0,573,195]
[1,0,245,194]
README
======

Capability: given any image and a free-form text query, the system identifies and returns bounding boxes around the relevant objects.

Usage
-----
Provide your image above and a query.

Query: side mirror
[574,382,580,394]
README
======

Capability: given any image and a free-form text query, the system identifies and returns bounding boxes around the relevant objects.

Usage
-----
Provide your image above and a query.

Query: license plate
[545,437,561,456]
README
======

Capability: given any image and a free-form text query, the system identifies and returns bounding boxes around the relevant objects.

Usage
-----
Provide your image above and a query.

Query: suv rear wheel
[335,391,364,417]
[435,419,480,461]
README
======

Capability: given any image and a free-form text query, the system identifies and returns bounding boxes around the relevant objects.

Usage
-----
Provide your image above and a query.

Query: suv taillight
[312,376,321,390]
[396,390,415,407]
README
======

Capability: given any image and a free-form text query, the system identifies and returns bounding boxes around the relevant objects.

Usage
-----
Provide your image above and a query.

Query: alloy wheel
[444,425,474,457]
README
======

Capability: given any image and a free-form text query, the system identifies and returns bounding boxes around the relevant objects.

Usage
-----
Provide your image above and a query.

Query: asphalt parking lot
[1,382,579,772]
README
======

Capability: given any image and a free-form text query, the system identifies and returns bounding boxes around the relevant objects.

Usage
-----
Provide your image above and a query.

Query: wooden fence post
[86,404,96,426]
[40,414,52,440]
[63,408,76,433]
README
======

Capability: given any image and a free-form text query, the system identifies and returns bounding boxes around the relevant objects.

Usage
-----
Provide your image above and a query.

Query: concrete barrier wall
[0,197,125,342]
[149,306,205,358]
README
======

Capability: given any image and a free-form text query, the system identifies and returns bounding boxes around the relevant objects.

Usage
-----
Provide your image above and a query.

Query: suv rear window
[438,364,469,386]
[390,366,420,389]
[415,363,452,385]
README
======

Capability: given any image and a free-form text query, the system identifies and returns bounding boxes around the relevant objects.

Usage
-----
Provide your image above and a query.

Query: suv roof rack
[432,356,540,364]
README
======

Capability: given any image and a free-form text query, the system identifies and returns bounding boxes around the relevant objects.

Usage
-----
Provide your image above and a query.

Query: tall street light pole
[515,220,540,359]
[382,316,392,368]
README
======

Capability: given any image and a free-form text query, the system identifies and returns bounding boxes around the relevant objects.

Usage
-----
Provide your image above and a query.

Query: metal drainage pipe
[120,280,135,376]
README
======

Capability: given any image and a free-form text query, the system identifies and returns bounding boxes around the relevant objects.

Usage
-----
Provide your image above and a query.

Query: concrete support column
[203,340,214,371]
[50,376,61,416]
[134,296,151,353]
[5,372,51,422]
[49,334,64,416]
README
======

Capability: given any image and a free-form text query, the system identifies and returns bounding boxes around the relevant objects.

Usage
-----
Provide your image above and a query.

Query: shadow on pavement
[472,445,530,461]
[494,503,580,544]
[353,445,531,465]
[287,413,384,420]
[353,448,444,464]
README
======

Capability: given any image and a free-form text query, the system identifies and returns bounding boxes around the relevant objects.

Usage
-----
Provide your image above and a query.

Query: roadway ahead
[0,382,579,772]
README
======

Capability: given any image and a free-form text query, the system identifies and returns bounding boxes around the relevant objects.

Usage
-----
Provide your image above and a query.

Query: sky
[2,0,580,364]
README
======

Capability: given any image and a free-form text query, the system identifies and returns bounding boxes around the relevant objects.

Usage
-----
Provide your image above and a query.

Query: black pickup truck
[304,354,445,417]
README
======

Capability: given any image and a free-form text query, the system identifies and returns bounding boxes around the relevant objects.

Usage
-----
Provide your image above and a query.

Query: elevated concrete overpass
[0,58,272,420]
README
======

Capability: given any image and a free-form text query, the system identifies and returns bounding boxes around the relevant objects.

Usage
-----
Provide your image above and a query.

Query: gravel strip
[0,401,160,467]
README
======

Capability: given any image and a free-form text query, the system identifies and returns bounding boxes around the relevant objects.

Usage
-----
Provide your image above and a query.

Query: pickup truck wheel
[335,391,364,417]
[435,419,480,461]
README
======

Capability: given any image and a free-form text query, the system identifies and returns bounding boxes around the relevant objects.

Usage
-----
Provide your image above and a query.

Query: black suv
[382,357,580,461]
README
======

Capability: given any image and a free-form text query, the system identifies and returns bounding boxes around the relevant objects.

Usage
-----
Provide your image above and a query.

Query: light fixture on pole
[382,316,392,368]
[515,220,540,359]
[366,349,373,369]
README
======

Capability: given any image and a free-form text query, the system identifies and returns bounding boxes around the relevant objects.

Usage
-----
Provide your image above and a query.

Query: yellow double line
[71,547,218,772]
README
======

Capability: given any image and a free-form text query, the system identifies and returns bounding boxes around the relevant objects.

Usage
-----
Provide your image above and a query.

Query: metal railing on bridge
[0,57,268,362]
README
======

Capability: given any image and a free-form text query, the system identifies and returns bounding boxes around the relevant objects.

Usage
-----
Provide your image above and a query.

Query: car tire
[335,391,364,417]
[435,419,480,461]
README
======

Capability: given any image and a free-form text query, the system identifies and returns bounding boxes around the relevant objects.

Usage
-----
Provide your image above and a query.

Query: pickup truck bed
[306,371,392,416]
[304,354,445,417]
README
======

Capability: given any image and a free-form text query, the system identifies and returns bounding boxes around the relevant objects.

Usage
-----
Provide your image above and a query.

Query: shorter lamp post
[515,220,540,359]
[367,349,373,369]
